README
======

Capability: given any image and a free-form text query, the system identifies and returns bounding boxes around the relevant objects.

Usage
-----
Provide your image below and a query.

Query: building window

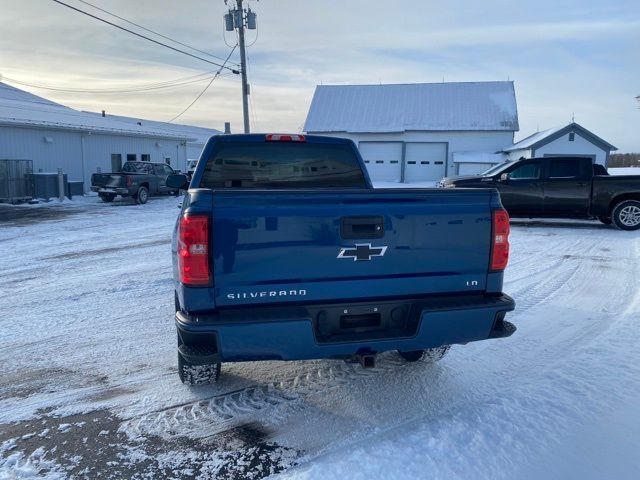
[141,154,151,162]
[127,154,137,161]
[164,157,171,165]
[569,132,575,142]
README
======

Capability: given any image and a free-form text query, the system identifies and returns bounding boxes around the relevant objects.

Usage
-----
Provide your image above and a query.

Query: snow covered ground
[609,167,640,175]
[1,195,639,479]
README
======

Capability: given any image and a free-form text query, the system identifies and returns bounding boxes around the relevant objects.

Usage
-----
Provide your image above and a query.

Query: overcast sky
[1,0,638,151]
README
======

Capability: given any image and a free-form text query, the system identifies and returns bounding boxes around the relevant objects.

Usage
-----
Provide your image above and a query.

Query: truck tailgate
[211,189,494,306]
[92,174,125,188]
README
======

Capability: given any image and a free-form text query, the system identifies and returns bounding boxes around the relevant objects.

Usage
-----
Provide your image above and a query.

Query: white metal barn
[303,81,519,183]
[0,83,220,191]
[503,122,616,166]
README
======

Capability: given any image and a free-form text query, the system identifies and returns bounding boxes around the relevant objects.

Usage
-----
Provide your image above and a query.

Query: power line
[50,0,240,73]
[1,71,231,94]
[168,44,237,123]
[74,0,240,67]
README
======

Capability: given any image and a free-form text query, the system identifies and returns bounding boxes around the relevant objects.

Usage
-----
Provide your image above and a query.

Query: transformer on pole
[224,0,256,133]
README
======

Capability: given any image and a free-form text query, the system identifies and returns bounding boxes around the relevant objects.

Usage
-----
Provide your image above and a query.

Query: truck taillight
[178,215,210,286]
[490,209,510,271]
[265,134,306,142]
[126,176,133,187]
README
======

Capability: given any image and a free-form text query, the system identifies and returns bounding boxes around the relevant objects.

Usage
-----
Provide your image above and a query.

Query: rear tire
[178,353,221,386]
[398,346,450,363]
[99,193,115,203]
[598,216,612,225]
[611,200,640,231]
[135,186,149,205]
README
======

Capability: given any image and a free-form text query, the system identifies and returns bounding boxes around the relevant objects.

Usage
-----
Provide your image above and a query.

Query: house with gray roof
[503,122,616,166]
[304,81,519,183]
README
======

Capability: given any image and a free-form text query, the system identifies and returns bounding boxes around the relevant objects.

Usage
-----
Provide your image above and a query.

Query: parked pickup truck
[439,157,640,230]
[91,161,178,204]
[167,134,516,385]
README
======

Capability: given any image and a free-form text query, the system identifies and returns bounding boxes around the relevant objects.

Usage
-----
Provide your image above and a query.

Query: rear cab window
[548,158,585,178]
[122,162,153,174]
[199,142,367,188]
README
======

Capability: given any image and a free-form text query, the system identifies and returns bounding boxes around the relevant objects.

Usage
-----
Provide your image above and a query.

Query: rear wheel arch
[608,193,640,216]
[135,185,149,204]
[611,199,640,230]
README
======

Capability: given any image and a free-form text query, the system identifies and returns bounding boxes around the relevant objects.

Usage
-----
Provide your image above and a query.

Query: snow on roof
[504,122,617,152]
[304,81,519,133]
[0,82,197,141]
[503,125,566,151]
[0,82,67,108]
[82,111,221,144]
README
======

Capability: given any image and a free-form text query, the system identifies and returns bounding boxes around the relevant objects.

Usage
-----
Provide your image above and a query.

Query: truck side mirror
[166,174,189,190]
[499,173,510,182]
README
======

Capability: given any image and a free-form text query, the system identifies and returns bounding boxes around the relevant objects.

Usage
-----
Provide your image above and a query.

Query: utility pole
[225,0,257,133]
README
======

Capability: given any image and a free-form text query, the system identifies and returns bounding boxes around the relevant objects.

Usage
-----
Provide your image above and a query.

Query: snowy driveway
[1,196,639,479]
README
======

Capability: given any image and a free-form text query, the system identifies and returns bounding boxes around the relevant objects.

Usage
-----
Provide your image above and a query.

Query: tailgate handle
[341,216,384,239]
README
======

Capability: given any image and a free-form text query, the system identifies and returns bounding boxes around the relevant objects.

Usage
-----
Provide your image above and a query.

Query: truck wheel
[99,193,115,202]
[178,353,221,386]
[135,186,149,205]
[611,200,640,231]
[598,216,612,225]
[398,346,450,363]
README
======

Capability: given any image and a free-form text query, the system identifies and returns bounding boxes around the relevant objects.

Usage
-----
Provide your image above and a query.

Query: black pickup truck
[439,157,640,230]
[91,161,178,204]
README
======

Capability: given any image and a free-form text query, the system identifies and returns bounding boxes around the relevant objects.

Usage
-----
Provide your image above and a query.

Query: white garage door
[404,143,447,182]
[358,142,403,182]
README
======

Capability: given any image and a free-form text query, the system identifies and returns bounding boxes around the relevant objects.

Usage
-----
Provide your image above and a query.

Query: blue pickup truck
[167,134,516,385]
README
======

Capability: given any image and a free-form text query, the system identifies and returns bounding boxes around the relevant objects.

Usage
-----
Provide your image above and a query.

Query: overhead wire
[74,0,240,67]
[0,71,234,94]
[168,44,238,123]
[50,0,239,73]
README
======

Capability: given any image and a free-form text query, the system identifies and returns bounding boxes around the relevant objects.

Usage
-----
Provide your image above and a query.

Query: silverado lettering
[227,290,307,300]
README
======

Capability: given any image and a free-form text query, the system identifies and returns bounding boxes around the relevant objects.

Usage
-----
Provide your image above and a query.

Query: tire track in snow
[119,356,406,441]
[506,261,581,314]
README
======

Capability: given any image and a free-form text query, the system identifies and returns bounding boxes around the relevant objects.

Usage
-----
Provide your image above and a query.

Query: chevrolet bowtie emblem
[337,244,388,261]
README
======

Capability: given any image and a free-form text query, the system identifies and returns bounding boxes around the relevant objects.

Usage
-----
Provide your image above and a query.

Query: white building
[0,82,221,191]
[303,81,519,183]
[81,111,222,164]
[503,122,616,166]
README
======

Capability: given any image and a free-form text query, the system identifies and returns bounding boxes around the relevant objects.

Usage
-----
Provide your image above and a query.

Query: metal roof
[304,81,519,133]
[0,82,199,141]
[504,122,617,152]
[82,111,221,144]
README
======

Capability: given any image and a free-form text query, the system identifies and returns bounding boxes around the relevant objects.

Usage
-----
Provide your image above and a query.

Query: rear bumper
[176,294,516,363]
[90,186,130,195]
